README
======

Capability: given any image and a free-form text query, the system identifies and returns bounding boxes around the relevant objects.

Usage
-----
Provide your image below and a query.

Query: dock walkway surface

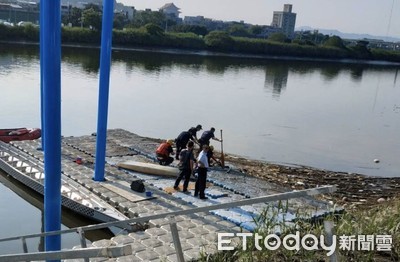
[4,129,335,261]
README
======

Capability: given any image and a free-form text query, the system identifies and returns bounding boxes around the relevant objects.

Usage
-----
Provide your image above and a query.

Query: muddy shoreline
[221,153,400,209]
[139,133,400,209]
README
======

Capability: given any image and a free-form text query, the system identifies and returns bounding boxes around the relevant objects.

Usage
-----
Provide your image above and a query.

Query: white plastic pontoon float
[0,141,131,230]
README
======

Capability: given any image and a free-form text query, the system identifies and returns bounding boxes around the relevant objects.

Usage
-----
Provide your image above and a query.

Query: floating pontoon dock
[0,129,338,261]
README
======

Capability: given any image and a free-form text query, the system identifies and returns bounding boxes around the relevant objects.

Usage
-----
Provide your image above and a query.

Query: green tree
[113,13,128,30]
[323,35,346,49]
[171,24,208,36]
[295,30,328,45]
[267,32,287,43]
[292,38,315,46]
[249,25,263,36]
[228,24,251,37]
[82,7,102,30]
[132,10,166,28]
[61,7,82,27]
[143,23,164,36]
[204,31,234,50]
[350,40,372,58]
[84,3,101,12]
[164,18,177,31]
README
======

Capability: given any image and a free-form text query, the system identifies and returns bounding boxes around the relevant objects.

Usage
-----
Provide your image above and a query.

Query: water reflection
[0,45,39,75]
[0,172,114,253]
[2,43,399,92]
[319,66,341,81]
[264,64,288,98]
[349,66,364,80]
[0,43,38,59]
[62,47,100,75]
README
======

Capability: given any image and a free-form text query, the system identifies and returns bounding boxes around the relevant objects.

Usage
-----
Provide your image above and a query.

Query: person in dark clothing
[207,145,221,167]
[173,141,195,192]
[194,144,210,200]
[188,124,202,144]
[198,127,222,152]
[155,139,174,166]
[174,124,202,160]
[174,131,191,160]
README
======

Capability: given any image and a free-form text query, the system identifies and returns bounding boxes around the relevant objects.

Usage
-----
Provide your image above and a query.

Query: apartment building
[271,4,296,39]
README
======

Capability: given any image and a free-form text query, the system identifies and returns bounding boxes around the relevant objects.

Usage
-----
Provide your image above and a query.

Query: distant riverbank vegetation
[1,5,399,63]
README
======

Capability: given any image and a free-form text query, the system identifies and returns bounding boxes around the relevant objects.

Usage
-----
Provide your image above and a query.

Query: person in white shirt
[195,145,210,200]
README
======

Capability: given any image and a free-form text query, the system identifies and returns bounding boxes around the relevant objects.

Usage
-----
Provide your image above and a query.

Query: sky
[118,0,400,38]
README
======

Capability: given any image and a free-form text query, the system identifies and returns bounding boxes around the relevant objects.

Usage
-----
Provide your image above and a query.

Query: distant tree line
[0,6,399,63]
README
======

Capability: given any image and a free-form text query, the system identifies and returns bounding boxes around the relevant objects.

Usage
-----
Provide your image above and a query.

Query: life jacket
[156,142,170,156]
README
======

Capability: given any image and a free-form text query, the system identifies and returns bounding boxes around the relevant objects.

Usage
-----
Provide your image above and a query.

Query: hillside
[297,26,400,42]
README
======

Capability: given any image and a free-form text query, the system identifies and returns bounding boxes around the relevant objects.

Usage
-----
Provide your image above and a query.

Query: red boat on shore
[0,128,41,143]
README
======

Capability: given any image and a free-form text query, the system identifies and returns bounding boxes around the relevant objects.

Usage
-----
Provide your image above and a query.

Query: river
[2,43,399,177]
[0,42,399,251]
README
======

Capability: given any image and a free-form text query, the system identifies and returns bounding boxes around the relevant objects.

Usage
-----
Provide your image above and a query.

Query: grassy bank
[198,199,400,261]
[1,24,400,64]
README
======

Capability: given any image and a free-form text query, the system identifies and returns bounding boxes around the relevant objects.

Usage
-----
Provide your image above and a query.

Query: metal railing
[0,186,336,262]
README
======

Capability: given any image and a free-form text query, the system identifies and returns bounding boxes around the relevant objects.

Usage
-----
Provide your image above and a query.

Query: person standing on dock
[155,139,175,166]
[194,145,210,200]
[188,124,202,144]
[173,141,195,192]
[198,127,222,152]
[174,124,202,160]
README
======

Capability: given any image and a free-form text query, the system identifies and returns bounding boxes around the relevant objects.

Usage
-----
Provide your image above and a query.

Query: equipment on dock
[220,129,225,167]
[130,180,145,193]
[0,128,41,143]
[117,160,179,177]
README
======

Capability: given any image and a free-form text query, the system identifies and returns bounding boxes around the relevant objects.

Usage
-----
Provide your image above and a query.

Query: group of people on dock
[155,124,223,200]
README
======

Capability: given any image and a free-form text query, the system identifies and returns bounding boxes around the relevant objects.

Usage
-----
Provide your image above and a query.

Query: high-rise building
[271,4,296,39]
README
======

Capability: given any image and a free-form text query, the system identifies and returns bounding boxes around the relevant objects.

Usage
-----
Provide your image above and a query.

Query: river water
[0,43,399,251]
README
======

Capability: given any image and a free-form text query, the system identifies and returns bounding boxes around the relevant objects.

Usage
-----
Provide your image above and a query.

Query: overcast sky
[118,0,400,38]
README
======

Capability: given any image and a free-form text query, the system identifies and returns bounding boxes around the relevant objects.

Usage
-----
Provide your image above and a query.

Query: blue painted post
[40,0,62,254]
[93,0,115,181]
[39,1,44,151]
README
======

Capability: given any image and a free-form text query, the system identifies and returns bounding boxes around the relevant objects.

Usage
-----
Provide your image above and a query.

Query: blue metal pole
[94,0,114,181]
[41,0,62,255]
[39,1,44,151]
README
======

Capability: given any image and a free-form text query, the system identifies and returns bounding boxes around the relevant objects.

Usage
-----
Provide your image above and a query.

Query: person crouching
[155,139,174,166]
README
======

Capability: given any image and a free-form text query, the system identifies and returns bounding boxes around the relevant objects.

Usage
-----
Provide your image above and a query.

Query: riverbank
[2,23,400,64]
[223,152,400,210]
[136,133,400,211]
[2,40,400,67]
